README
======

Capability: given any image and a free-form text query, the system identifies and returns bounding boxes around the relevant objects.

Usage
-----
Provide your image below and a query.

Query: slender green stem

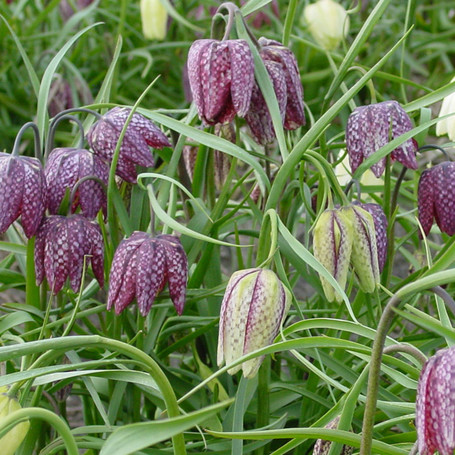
[11,121,41,160]
[231,376,248,455]
[255,357,270,455]
[0,407,79,455]
[282,0,298,47]
[383,343,427,367]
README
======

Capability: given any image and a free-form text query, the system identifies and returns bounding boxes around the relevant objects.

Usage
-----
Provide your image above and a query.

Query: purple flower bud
[312,416,353,455]
[59,0,94,22]
[107,232,188,316]
[258,37,306,130]
[418,161,455,236]
[346,100,418,177]
[187,39,255,125]
[0,153,46,238]
[87,107,171,183]
[353,202,388,271]
[34,215,104,294]
[45,148,109,219]
[416,346,455,455]
[217,268,291,378]
[245,60,287,145]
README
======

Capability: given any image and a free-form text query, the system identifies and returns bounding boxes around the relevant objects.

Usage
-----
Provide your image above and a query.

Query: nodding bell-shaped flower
[107,232,188,316]
[140,0,168,41]
[34,215,104,294]
[418,161,455,236]
[87,107,171,183]
[436,76,455,142]
[187,38,255,125]
[312,416,353,455]
[303,0,350,51]
[313,209,353,303]
[346,100,418,177]
[45,148,109,219]
[217,268,291,379]
[0,387,30,455]
[345,205,380,293]
[0,153,46,238]
[416,346,455,455]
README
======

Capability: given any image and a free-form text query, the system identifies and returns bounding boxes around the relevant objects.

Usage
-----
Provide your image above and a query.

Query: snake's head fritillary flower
[313,209,353,303]
[416,346,455,455]
[87,107,171,183]
[353,202,388,272]
[0,386,30,455]
[312,416,353,455]
[436,76,455,141]
[59,0,94,22]
[344,205,380,293]
[140,0,168,40]
[258,37,306,131]
[187,39,255,125]
[303,0,349,51]
[217,268,291,379]
[346,100,418,177]
[45,148,109,219]
[418,161,455,236]
[0,153,46,238]
[34,215,104,294]
[107,232,188,316]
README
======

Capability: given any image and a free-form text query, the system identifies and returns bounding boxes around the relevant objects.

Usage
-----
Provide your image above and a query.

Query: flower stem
[11,122,41,160]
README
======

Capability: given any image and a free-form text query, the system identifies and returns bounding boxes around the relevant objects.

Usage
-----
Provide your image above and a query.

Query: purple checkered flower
[418,161,455,236]
[0,153,46,238]
[187,39,255,125]
[312,416,353,455]
[34,215,104,294]
[346,100,418,177]
[107,232,188,316]
[217,268,291,378]
[416,346,455,455]
[45,148,109,219]
[258,37,306,131]
[87,107,171,183]
[353,202,388,272]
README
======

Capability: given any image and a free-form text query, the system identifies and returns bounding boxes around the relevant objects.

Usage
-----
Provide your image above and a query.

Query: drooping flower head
[304,0,350,51]
[346,100,418,177]
[0,153,46,238]
[107,232,188,316]
[217,268,291,378]
[436,76,455,142]
[187,38,255,125]
[418,161,455,236]
[312,416,353,455]
[87,107,171,183]
[34,215,104,294]
[416,346,455,455]
[45,147,109,219]
[59,0,94,22]
[140,0,168,40]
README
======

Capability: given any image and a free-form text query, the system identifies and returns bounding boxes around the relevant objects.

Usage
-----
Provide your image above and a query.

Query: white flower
[436,76,455,141]
[140,0,168,41]
[303,0,349,51]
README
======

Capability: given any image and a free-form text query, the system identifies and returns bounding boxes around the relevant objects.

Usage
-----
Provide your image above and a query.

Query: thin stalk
[282,0,298,47]
[46,114,85,158]
[11,122,41,161]
[383,344,427,367]
[255,357,271,455]
[231,376,248,455]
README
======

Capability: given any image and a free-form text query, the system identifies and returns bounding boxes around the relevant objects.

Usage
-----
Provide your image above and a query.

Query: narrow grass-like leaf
[99,400,233,455]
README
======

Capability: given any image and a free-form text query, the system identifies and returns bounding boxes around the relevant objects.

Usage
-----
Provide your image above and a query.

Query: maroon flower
[59,0,94,22]
[45,148,109,219]
[107,232,188,316]
[245,59,287,145]
[87,107,171,183]
[0,153,46,238]
[258,37,306,131]
[187,39,255,125]
[418,161,455,236]
[34,215,104,294]
[346,100,418,177]
[416,346,455,455]
[353,202,388,271]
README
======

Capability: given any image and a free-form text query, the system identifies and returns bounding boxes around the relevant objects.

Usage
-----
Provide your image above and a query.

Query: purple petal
[434,162,455,236]
[418,168,435,236]
[66,216,90,292]
[135,239,167,316]
[159,235,188,315]
[85,221,104,288]
[35,217,60,286]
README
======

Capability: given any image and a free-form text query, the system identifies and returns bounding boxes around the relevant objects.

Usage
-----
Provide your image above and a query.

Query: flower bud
[303,0,349,51]
[416,346,455,455]
[312,416,353,455]
[436,76,455,141]
[217,268,291,378]
[0,387,30,455]
[140,0,168,41]
[313,209,353,303]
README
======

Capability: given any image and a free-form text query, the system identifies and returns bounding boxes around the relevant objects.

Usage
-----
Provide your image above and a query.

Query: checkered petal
[418,168,435,236]
[35,217,61,286]
[433,162,455,236]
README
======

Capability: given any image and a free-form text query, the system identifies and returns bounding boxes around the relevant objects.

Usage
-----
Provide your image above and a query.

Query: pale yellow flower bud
[436,76,455,141]
[140,0,168,41]
[303,0,349,51]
